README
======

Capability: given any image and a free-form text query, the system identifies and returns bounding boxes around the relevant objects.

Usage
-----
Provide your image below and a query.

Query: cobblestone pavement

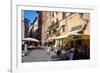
[22,48,52,62]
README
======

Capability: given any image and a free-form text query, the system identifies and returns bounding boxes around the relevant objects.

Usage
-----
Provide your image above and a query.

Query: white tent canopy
[22,37,39,42]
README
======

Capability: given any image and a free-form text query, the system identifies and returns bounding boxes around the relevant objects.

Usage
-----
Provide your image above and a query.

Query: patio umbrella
[22,37,39,42]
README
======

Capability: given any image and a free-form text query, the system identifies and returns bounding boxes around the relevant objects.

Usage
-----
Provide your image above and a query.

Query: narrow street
[22,11,90,62]
[22,47,52,62]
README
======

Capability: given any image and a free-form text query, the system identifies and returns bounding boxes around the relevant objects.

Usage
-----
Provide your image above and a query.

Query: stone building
[42,11,90,49]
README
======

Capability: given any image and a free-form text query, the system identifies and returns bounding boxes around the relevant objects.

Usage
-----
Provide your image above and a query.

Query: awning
[55,31,81,40]
[67,31,90,40]
[56,34,73,40]
[22,37,39,42]
[55,31,90,40]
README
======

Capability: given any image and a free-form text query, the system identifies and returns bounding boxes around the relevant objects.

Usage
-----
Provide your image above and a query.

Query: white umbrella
[22,37,39,42]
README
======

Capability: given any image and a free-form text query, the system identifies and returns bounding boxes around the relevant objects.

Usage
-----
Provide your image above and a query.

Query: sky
[24,10,38,24]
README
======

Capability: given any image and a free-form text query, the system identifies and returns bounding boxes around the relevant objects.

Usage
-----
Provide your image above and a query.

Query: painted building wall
[41,11,90,47]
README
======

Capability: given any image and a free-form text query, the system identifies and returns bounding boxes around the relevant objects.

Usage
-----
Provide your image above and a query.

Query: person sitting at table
[66,44,75,60]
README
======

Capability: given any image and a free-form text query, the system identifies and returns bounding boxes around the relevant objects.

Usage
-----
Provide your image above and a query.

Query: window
[52,12,54,17]
[49,31,51,34]
[62,12,66,19]
[70,12,74,15]
[52,21,54,24]
[56,12,58,15]
[56,18,59,24]
[62,26,65,32]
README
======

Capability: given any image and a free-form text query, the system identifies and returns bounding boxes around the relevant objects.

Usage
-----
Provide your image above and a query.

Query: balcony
[48,22,59,31]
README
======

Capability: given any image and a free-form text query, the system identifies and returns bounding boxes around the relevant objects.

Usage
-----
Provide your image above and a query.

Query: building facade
[28,11,42,44]
[22,18,30,38]
[42,11,52,45]
[42,11,90,49]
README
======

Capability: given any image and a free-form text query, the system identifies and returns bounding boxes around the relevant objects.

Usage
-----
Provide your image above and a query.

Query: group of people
[22,41,41,51]
[22,41,41,57]
[47,44,90,60]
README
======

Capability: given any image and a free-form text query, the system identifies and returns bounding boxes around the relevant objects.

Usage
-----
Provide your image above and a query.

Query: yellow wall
[83,13,90,35]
